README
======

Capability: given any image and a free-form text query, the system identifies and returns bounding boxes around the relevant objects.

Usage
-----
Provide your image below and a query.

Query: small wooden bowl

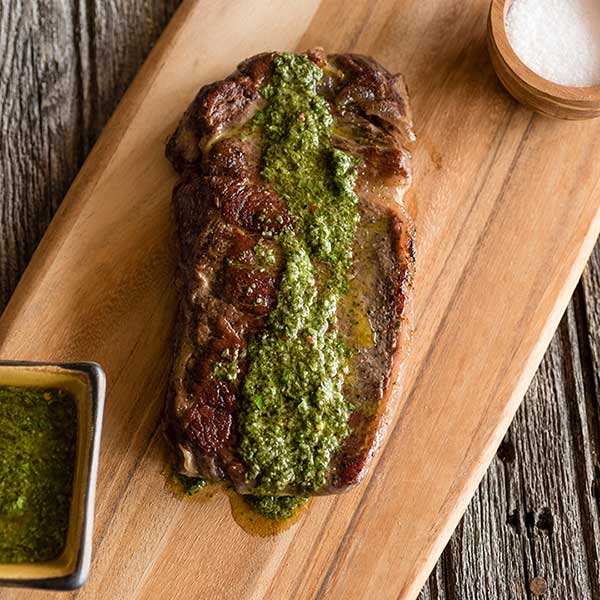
[488,0,600,119]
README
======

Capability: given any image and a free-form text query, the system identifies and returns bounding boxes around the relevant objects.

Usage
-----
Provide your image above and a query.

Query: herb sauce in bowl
[0,386,77,563]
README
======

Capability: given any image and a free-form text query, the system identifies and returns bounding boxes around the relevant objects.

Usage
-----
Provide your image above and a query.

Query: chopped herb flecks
[245,494,307,520]
[0,386,77,563]
[238,53,359,496]
[175,473,207,496]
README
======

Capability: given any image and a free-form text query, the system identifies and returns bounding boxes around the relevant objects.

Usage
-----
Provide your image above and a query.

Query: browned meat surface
[164,49,415,495]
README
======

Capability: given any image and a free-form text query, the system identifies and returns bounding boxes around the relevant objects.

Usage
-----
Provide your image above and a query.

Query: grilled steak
[165,49,415,496]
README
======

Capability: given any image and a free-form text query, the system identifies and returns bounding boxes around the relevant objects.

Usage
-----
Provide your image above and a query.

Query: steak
[164,49,415,496]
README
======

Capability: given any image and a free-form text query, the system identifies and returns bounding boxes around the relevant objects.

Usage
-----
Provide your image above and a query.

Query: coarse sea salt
[506,0,600,87]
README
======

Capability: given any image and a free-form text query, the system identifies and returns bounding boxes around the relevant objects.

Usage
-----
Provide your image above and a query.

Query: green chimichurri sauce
[0,386,77,563]
[244,494,307,521]
[238,52,360,500]
[175,473,207,496]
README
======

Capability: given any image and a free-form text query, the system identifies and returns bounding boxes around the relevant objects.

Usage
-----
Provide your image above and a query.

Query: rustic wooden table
[1,2,599,598]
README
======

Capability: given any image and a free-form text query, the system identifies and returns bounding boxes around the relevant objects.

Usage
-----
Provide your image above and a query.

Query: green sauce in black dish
[0,385,77,563]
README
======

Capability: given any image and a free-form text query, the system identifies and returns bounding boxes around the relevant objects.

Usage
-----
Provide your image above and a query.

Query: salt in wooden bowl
[487,0,600,119]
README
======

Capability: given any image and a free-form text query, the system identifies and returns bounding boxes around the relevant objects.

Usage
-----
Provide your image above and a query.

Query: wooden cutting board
[1,1,599,598]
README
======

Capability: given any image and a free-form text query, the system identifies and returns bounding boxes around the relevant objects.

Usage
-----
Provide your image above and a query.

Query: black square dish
[0,360,105,590]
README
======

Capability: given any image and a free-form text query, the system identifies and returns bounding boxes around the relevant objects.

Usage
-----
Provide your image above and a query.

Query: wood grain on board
[1,1,600,599]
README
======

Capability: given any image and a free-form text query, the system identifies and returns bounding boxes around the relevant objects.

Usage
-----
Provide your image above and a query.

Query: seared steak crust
[165,49,415,494]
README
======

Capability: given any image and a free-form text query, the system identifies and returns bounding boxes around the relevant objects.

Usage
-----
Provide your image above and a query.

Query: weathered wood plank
[1,0,82,306]
[0,0,180,312]
[1,2,599,599]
